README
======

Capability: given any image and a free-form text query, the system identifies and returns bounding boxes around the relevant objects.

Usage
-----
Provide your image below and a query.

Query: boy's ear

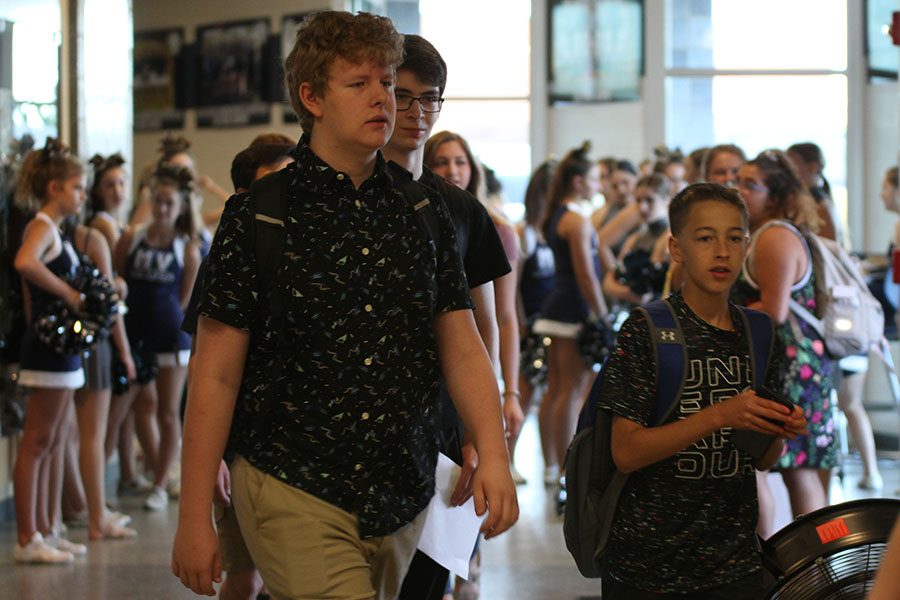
[668,234,683,265]
[299,82,324,120]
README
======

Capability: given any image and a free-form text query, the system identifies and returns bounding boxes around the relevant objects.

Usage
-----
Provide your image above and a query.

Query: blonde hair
[15,138,83,212]
[284,11,403,133]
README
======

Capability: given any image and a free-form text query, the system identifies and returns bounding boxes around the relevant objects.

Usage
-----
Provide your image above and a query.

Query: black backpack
[563,298,775,578]
[247,161,445,346]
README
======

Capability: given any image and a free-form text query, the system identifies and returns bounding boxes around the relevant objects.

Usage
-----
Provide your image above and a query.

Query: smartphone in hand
[730,386,794,464]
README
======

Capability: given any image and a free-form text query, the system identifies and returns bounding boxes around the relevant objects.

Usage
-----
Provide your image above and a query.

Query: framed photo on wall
[548,0,644,104]
[133,28,184,130]
[196,18,270,127]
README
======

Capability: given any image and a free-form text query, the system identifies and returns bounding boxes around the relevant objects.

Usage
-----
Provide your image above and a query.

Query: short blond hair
[285,11,404,133]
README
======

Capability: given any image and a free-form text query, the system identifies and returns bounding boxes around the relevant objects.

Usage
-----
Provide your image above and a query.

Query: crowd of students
[1,8,898,599]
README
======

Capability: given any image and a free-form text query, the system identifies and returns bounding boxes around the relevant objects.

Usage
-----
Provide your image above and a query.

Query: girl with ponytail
[112,163,200,512]
[532,141,608,488]
[13,139,92,562]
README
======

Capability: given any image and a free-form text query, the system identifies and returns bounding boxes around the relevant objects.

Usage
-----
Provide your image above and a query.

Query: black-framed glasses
[395,93,445,113]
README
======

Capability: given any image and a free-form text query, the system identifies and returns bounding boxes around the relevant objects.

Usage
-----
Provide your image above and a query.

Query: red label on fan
[816,518,851,544]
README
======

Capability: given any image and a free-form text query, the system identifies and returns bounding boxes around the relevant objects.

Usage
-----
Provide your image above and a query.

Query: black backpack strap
[737,305,775,389]
[386,161,443,256]
[638,298,688,426]
[248,169,291,346]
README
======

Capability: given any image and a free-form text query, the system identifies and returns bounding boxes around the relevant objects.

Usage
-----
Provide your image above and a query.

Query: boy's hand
[716,390,796,437]
[502,394,525,440]
[172,520,222,596]
[450,442,478,506]
[780,404,807,439]
[471,455,519,539]
[213,460,231,507]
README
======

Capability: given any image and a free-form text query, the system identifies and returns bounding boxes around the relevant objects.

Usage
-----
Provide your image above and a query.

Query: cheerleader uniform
[123,224,191,379]
[519,224,556,321]
[18,212,85,389]
[533,204,602,338]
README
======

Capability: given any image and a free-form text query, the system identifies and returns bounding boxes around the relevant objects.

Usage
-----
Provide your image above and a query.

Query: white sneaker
[143,486,169,511]
[45,534,87,556]
[510,463,527,485]
[105,510,132,528]
[166,478,181,499]
[858,473,884,491]
[118,474,153,497]
[543,465,560,487]
[13,532,75,564]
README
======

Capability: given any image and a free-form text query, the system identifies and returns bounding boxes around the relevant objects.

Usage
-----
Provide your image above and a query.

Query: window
[665,0,849,226]
[5,1,60,148]
[356,0,532,218]
[867,0,898,79]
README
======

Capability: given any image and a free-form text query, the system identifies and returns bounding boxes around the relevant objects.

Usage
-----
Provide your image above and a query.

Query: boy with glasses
[383,34,514,600]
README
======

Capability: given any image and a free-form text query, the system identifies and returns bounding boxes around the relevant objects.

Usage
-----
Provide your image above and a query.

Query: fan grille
[768,543,886,600]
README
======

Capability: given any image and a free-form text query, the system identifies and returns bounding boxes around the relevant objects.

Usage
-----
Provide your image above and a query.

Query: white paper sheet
[416,453,486,580]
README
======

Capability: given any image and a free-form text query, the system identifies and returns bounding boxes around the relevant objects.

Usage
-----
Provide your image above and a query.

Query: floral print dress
[732,220,839,470]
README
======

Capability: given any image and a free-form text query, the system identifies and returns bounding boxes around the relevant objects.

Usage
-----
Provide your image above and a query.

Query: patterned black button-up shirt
[198,137,472,537]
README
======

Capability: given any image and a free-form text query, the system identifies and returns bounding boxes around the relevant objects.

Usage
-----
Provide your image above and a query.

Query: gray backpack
[791,232,884,358]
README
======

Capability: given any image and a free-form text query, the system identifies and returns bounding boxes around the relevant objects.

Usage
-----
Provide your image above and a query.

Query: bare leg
[46,406,70,535]
[781,468,830,518]
[838,370,882,486]
[105,386,139,475]
[152,366,187,487]
[61,401,87,520]
[507,372,540,466]
[74,386,115,538]
[756,471,776,539]
[15,388,71,545]
[132,383,160,478]
[550,338,593,470]
[119,411,138,481]
[538,343,559,473]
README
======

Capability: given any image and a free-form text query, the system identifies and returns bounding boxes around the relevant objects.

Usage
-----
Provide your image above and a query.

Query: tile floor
[0,412,897,600]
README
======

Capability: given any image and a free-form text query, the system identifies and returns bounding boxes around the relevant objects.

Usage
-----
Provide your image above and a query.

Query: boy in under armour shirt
[597,183,807,599]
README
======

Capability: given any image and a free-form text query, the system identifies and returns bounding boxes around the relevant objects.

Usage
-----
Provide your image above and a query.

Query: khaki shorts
[231,457,425,600]
[214,502,256,574]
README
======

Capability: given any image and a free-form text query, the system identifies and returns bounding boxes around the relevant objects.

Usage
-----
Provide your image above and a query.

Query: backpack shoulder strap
[248,169,291,297]
[248,169,292,345]
[736,305,775,389]
[387,161,443,255]
[637,298,687,426]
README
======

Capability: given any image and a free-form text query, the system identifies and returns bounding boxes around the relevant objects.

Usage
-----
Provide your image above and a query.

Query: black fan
[760,498,900,599]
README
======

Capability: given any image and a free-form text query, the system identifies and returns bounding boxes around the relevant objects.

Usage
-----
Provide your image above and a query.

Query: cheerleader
[12,139,87,562]
[131,134,221,252]
[113,163,200,511]
[67,153,137,539]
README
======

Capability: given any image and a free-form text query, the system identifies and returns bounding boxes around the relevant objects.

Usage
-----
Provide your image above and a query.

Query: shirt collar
[290,135,394,193]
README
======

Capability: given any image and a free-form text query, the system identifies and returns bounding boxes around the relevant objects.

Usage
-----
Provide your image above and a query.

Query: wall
[132,0,335,211]
[546,101,646,163]
[864,80,900,253]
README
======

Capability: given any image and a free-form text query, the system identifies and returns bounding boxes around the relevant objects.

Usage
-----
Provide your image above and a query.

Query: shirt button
[336,173,345,181]
[362,247,370,256]
[354,463,363,471]
[364,304,373,312]
[361,412,370,420]
[364,357,373,366]
[355,199,362,208]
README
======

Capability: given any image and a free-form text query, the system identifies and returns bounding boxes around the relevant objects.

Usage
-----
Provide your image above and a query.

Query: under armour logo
[659,329,677,342]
